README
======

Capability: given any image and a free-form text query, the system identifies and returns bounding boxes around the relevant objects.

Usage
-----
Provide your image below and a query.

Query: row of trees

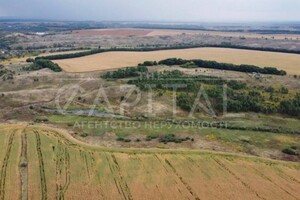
[102,66,148,79]
[144,58,287,75]
[35,44,300,61]
[25,59,62,72]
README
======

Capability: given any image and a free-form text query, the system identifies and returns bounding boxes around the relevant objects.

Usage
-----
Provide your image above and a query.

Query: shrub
[265,86,275,93]
[159,134,191,144]
[145,135,158,141]
[25,59,62,72]
[26,58,35,62]
[228,80,246,90]
[34,116,49,123]
[279,86,289,94]
[80,132,88,137]
[282,147,298,155]
[116,137,125,141]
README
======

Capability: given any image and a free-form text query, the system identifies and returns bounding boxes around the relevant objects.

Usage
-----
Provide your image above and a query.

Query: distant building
[35,32,46,36]
[250,72,262,79]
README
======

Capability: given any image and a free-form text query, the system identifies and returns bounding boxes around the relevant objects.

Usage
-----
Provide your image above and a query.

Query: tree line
[102,66,148,79]
[34,44,300,61]
[140,58,286,75]
[25,59,62,72]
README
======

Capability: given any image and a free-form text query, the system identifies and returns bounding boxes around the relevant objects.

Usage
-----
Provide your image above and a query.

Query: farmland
[1,21,300,200]
[54,47,300,74]
[0,124,299,200]
[73,28,300,40]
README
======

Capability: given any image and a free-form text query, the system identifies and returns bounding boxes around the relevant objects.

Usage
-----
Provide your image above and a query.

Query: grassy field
[0,124,299,199]
[46,114,300,160]
[54,47,300,74]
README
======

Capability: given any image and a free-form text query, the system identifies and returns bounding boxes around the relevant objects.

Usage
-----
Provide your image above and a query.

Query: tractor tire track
[274,166,300,185]
[213,158,266,200]
[55,141,71,200]
[164,158,201,200]
[80,151,90,179]
[19,129,28,200]
[34,131,48,200]
[104,153,133,200]
[0,130,15,200]
[249,166,299,200]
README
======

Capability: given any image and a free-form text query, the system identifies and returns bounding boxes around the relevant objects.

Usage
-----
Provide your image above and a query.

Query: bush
[80,132,88,137]
[279,86,289,94]
[265,86,275,93]
[159,134,191,144]
[145,135,158,141]
[228,80,246,90]
[279,94,300,116]
[26,58,35,63]
[0,69,15,80]
[116,137,125,141]
[177,94,193,111]
[25,59,62,72]
[34,116,49,123]
[282,147,298,155]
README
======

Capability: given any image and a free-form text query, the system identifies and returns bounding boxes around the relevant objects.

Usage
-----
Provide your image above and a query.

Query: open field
[72,28,300,40]
[0,124,299,199]
[54,47,300,74]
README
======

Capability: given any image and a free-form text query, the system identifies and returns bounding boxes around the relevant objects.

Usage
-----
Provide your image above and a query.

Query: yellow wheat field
[0,124,299,200]
[54,47,300,74]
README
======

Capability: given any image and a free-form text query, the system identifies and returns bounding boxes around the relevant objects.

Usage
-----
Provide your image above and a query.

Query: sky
[0,0,300,22]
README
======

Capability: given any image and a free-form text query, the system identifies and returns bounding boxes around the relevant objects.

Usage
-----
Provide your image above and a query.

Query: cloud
[0,0,299,22]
